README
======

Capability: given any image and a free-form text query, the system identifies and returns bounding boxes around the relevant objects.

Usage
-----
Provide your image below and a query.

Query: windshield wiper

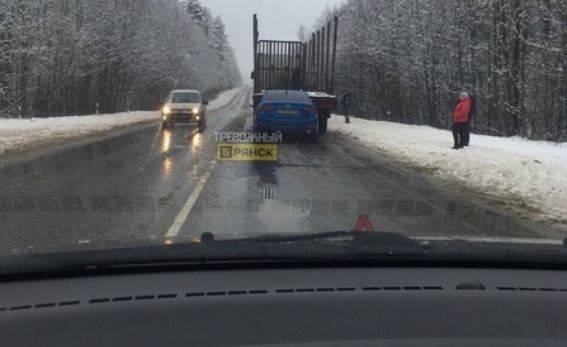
[5,232,567,279]
[207,230,424,257]
[209,230,354,243]
[0,231,425,279]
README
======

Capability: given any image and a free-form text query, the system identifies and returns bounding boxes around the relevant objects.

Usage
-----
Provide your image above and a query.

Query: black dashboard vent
[58,300,80,306]
[25,284,567,315]
[271,286,443,293]
[497,286,567,292]
[455,281,486,290]
[227,290,247,295]
[3,300,81,312]
[1,285,449,314]
[135,295,156,300]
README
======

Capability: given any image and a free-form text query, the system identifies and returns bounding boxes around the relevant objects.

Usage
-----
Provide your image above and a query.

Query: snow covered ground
[0,111,159,157]
[329,116,567,224]
[207,87,242,111]
[0,87,242,157]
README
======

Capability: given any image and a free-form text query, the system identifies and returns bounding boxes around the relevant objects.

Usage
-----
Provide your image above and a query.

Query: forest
[0,0,241,118]
[317,0,567,141]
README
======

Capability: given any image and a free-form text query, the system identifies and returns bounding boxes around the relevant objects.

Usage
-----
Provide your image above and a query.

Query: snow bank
[0,112,159,156]
[330,116,567,223]
[207,87,242,111]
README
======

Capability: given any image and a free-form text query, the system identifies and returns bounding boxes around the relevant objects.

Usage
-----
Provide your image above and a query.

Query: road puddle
[257,199,310,232]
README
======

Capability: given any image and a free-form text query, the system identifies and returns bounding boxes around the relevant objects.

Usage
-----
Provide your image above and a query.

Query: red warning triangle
[354,215,375,233]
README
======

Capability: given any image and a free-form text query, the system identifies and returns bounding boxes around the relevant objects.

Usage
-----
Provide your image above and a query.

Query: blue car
[254,90,319,141]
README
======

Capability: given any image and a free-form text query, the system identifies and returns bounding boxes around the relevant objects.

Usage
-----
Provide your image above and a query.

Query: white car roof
[170,89,200,94]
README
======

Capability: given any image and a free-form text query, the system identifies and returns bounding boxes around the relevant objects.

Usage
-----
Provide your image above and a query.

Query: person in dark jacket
[341,92,352,124]
[452,92,472,149]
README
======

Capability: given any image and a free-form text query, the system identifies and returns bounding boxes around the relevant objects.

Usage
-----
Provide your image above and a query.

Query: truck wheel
[319,113,328,135]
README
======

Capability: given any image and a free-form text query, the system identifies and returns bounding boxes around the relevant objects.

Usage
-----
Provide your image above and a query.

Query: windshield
[169,92,201,104]
[264,91,311,104]
[1,0,567,272]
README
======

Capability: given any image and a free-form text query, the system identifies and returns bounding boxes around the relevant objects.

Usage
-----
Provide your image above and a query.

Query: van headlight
[192,107,199,114]
[162,105,171,115]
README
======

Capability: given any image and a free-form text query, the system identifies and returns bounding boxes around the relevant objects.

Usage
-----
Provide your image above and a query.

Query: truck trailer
[251,14,339,135]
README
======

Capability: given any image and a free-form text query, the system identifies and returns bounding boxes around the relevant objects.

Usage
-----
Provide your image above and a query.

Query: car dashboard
[1,266,567,346]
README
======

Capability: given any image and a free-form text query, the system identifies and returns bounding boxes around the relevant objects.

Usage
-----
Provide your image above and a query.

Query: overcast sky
[199,0,344,84]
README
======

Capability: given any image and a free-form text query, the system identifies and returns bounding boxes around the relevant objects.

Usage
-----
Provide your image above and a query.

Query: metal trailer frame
[252,14,339,134]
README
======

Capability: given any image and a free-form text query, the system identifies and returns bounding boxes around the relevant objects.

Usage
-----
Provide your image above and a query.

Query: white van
[161,89,208,130]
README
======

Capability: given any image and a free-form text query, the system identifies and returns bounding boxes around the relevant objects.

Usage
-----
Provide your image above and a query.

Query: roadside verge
[329,115,567,226]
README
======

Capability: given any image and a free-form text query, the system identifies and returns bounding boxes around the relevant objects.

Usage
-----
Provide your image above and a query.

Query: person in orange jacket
[452,92,472,149]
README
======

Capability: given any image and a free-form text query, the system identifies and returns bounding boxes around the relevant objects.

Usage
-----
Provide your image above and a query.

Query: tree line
[317,0,567,141]
[0,0,241,118]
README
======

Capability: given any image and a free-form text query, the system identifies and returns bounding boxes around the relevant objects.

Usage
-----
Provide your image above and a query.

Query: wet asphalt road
[0,87,561,256]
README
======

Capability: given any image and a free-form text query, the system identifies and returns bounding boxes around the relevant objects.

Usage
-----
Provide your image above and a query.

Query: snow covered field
[0,87,242,157]
[330,116,567,224]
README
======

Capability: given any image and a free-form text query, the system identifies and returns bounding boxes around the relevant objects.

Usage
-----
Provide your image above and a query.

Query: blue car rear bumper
[256,118,318,133]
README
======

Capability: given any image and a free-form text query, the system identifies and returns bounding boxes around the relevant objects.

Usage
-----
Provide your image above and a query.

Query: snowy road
[0,89,563,256]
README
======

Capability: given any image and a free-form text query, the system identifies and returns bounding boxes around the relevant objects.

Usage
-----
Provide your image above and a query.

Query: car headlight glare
[192,107,199,114]
[162,105,171,115]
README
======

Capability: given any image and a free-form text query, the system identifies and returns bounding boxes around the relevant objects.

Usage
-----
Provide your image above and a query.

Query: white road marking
[164,90,248,239]
[165,161,217,238]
